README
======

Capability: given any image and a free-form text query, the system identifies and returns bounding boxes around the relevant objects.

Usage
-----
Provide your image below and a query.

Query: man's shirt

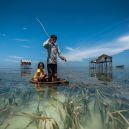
[43,39,65,64]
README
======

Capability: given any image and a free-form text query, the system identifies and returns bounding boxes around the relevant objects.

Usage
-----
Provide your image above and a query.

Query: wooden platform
[30,78,69,85]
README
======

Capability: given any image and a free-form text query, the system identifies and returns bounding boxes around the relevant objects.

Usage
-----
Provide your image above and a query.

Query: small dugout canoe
[30,78,69,85]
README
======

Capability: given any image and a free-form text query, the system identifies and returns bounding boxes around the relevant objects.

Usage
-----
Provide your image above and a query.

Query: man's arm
[43,39,50,49]
[57,45,67,62]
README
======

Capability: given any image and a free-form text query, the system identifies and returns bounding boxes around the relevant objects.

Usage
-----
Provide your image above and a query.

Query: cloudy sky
[0,0,129,67]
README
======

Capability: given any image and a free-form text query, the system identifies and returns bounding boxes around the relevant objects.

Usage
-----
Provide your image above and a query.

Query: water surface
[0,66,129,129]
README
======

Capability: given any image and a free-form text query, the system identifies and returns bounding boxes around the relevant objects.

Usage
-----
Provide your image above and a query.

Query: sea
[0,66,129,129]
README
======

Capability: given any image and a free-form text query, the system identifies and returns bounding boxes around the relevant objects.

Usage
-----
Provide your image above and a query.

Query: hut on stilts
[21,60,32,77]
[89,54,112,81]
[21,60,31,69]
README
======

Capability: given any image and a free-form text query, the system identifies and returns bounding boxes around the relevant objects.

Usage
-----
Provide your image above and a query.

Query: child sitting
[33,62,47,82]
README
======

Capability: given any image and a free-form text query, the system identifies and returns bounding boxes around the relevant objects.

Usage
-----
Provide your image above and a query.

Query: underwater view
[0,66,129,129]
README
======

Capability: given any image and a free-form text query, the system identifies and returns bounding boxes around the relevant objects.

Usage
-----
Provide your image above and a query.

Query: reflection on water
[89,67,112,82]
[0,67,129,129]
[21,68,32,77]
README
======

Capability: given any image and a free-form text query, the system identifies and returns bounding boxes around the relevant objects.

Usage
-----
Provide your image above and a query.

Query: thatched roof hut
[89,54,112,69]
[21,60,31,65]
[97,54,112,63]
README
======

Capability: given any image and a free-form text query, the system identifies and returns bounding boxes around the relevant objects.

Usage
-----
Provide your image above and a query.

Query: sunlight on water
[0,67,129,129]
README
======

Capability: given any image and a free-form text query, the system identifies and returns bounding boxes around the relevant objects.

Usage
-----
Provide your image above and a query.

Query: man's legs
[47,64,57,82]
[47,64,52,82]
[53,64,57,81]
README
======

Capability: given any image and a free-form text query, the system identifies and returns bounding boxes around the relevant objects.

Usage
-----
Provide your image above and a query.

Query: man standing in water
[43,35,67,82]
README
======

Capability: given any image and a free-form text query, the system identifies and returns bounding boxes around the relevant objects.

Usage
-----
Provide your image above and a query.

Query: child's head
[37,62,44,69]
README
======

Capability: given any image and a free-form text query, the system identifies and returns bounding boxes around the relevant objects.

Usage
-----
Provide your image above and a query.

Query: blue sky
[0,0,129,67]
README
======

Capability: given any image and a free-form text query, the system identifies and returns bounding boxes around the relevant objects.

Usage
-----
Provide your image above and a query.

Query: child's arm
[40,70,47,78]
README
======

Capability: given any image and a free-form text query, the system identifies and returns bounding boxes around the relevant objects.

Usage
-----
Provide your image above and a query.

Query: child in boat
[33,62,47,82]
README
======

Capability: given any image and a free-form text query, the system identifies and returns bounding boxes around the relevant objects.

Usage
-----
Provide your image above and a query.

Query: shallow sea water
[0,66,129,129]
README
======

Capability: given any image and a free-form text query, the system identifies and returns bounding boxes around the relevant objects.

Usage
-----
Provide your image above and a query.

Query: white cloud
[4,55,24,63]
[21,45,31,48]
[22,27,28,30]
[0,33,6,37]
[14,38,30,42]
[9,56,24,59]
[4,59,19,63]
[117,35,129,42]
[65,34,129,62]
[65,46,77,52]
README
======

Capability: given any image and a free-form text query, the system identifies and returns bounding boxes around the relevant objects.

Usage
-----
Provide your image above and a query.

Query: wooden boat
[116,65,124,68]
[30,78,69,85]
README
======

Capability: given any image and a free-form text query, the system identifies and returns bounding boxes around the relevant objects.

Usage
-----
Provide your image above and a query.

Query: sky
[0,0,129,68]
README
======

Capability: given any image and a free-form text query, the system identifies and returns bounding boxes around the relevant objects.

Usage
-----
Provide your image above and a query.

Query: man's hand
[64,58,67,62]
[49,37,56,44]
[49,38,53,43]
[62,57,67,62]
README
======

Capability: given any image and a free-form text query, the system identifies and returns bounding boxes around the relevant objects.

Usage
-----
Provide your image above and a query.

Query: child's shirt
[33,68,45,79]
